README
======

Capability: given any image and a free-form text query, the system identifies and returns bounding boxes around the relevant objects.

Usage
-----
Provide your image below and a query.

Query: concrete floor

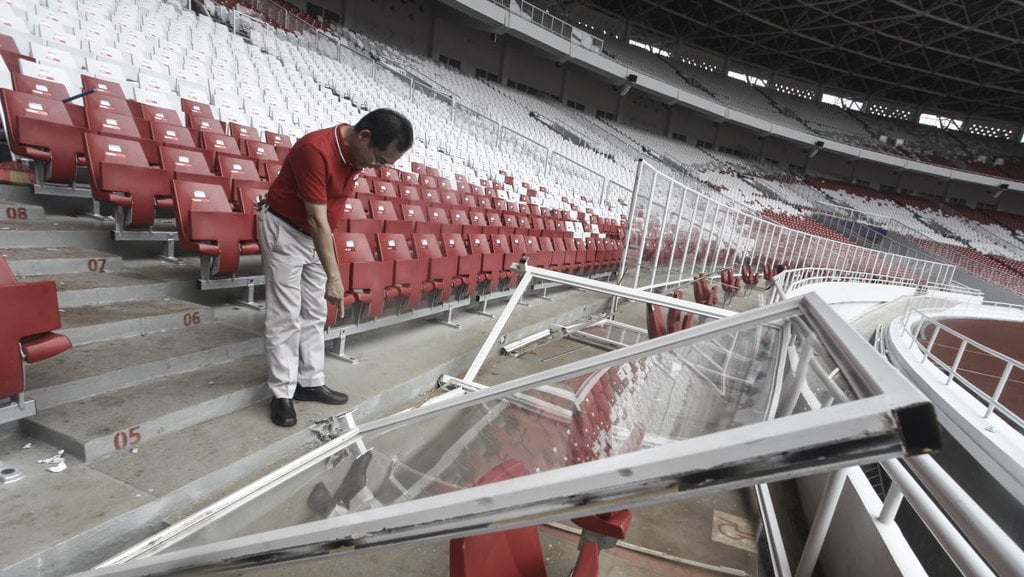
[2,257,781,577]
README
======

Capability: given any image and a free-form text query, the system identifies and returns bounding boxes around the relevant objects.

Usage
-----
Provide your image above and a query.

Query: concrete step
[24,322,264,411]
[0,200,46,222]
[0,246,124,275]
[44,264,201,307]
[21,355,269,461]
[59,298,215,345]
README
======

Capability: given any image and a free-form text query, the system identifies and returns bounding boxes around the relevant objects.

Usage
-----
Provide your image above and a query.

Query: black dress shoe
[270,398,297,427]
[293,385,349,405]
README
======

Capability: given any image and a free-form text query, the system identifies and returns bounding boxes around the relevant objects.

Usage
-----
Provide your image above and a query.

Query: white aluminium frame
[83,266,940,577]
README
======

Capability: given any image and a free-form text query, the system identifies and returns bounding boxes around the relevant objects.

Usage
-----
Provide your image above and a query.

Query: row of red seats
[329,231,623,323]
[761,210,857,245]
[337,196,583,238]
[0,52,295,182]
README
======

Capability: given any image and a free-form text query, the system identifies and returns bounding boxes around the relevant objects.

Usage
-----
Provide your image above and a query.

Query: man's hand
[325,275,344,304]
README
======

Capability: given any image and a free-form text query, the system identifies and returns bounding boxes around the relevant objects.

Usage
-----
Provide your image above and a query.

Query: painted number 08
[4,207,28,220]
[113,426,141,450]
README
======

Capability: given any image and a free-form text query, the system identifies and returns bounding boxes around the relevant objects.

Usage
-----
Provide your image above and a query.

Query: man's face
[353,129,404,169]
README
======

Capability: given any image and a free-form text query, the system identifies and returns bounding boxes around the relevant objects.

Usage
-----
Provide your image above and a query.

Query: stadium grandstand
[1,0,1023,575]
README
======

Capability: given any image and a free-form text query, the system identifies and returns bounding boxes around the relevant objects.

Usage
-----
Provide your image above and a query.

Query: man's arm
[305,201,344,304]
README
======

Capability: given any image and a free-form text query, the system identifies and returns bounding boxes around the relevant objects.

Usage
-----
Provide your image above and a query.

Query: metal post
[945,340,968,386]
[983,362,1014,419]
[923,324,941,363]
[679,189,700,282]
[794,468,849,577]
[878,484,904,524]
[882,460,999,577]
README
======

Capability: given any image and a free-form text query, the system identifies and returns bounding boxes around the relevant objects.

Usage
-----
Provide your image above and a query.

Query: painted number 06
[183,312,201,326]
[113,426,141,450]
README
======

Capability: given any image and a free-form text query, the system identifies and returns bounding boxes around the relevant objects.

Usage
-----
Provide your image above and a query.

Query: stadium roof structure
[560,0,1024,123]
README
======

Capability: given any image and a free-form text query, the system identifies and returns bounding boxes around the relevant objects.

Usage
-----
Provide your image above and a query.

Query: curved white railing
[771,267,982,304]
[898,305,1024,433]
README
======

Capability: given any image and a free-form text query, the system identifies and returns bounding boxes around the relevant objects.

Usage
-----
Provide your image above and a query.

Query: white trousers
[258,209,328,399]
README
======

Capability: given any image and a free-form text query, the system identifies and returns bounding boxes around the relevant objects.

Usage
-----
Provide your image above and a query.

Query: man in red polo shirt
[259,109,413,427]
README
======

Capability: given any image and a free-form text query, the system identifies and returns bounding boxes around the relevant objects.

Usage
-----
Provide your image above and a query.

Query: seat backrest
[368,198,399,221]
[399,184,420,202]
[11,71,70,100]
[450,208,469,225]
[84,92,132,116]
[467,233,493,255]
[243,140,278,162]
[442,233,470,257]
[646,304,667,339]
[83,133,148,171]
[202,133,241,158]
[139,103,184,126]
[192,115,226,135]
[508,234,526,255]
[229,121,259,142]
[427,206,450,224]
[377,233,414,261]
[491,234,512,255]
[216,156,260,182]
[161,147,214,175]
[237,182,271,215]
[2,88,75,130]
[422,188,440,203]
[86,107,142,139]
[334,232,377,265]
[80,74,127,100]
[151,121,197,148]
[412,233,444,259]
[401,203,426,223]
[265,130,292,148]
[181,98,215,123]
[341,197,369,220]
[171,179,232,250]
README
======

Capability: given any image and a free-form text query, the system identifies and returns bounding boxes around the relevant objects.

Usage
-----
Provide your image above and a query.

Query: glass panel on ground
[91,270,936,577]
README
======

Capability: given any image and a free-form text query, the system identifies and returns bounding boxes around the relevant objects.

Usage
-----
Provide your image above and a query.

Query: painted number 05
[113,426,141,450]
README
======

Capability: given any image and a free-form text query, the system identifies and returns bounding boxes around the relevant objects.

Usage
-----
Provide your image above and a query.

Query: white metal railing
[620,161,958,292]
[771,267,982,304]
[486,0,604,53]
[898,306,1024,433]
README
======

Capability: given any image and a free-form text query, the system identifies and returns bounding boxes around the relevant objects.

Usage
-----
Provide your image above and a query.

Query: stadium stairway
[0,182,613,576]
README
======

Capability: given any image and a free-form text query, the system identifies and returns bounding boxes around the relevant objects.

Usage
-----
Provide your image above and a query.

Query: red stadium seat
[412,233,462,304]
[1,89,85,183]
[83,133,172,229]
[171,180,259,278]
[0,253,72,417]
[333,232,397,321]
[377,232,435,310]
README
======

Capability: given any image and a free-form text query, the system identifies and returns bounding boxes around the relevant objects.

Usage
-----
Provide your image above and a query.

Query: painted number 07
[113,426,141,450]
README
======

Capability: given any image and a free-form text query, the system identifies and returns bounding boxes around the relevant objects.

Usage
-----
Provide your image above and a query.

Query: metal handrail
[901,309,1024,432]
[772,267,982,303]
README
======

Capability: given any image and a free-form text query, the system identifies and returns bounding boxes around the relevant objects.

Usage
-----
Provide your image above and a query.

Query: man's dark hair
[355,108,413,152]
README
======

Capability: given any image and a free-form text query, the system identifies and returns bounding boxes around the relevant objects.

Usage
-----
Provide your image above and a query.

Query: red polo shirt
[266,124,358,233]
